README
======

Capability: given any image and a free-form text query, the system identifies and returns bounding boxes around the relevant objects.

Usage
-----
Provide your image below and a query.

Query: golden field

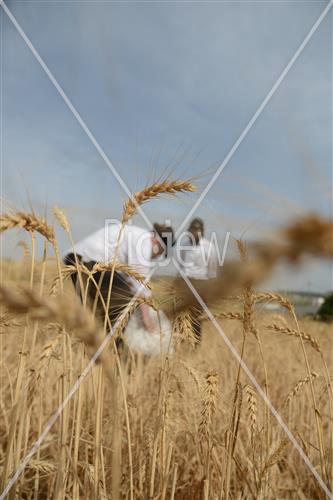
[0,195,332,499]
[1,256,333,499]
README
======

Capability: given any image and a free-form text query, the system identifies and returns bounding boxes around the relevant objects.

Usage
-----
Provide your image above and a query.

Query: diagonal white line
[0,266,158,499]
[172,258,333,499]
[0,0,157,233]
[175,0,333,238]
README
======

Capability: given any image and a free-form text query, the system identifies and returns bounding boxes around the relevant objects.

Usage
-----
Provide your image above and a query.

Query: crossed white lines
[0,0,332,498]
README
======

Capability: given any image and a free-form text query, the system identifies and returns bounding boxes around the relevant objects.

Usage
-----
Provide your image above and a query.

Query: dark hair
[153,223,175,257]
[189,217,204,231]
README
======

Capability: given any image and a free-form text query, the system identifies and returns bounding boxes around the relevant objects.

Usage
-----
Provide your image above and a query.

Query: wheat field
[0,197,332,499]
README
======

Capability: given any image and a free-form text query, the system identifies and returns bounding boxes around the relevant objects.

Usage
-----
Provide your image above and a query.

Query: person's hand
[140,303,155,333]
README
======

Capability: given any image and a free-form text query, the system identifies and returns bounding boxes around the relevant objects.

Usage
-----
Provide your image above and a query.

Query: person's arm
[139,303,155,333]
[126,276,155,332]
[126,278,154,332]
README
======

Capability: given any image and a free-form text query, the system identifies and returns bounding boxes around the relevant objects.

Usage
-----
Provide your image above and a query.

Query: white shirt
[178,237,217,280]
[67,224,153,295]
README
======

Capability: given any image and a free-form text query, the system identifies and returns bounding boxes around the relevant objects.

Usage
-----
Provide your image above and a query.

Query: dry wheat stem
[237,240,270,498]
[290,309,328,485]
[0,284,153,496]
[262,439,289,474]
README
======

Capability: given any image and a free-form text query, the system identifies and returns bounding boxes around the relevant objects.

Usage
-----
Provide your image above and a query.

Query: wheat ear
[51,262,151,295]
[283,372,319,407]
[199,311,243,322]
[122,179,196,222]
[255,292,294,311]
[244,384,257,435]
[199,371,219,439]
[172,309,198,347]
[178,361,203,391]
[91,262,152,289]
[53,206,70,233]
[0,285,114,380]
[0,211,55,243]
[265,323,320,352]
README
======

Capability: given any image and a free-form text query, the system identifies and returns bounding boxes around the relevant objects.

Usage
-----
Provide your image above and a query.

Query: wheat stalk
[262,439,289,473]
[91,262,152,289]
[0,284,114,380]
[178,361,203,391]
[25,331,62,410]
[199,311,243,322]
[199,371,219,439]
[235,239,271,500]
[114,295,157,338]
[0,211,55,243]
[50,263,92,295]
[236,239,255,331]
[26,328,62,408]
[122,180,196,222]
[265,323,320,352]
[283,372,319,407]
[27,460,57,475]
[51,262,151,295]
[53,206,70,233]
[255,292,294,311]
[244,384,257,435]
[50,264,88,295]
[36,333,62,382]
[172,309,198,347]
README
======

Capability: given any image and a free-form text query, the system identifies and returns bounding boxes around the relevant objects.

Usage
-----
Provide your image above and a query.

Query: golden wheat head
[53,206,70,233]
[122,179,196,223]
[0,211,55,244]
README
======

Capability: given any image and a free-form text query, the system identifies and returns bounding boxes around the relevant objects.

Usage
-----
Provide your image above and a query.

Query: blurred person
[63,222,174,336]
[177,217,217,343]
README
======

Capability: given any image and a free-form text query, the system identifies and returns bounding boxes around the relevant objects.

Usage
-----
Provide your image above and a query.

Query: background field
[1,251,332,499]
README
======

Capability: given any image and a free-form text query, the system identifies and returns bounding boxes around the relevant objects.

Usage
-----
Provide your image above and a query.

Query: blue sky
[1,0,332,291]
